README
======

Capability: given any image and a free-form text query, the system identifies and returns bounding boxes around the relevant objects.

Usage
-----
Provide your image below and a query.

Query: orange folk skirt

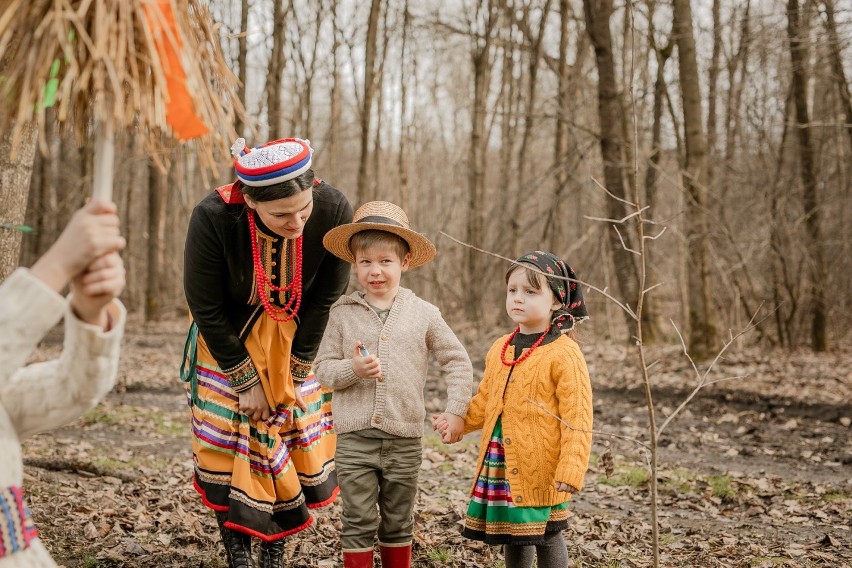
[183,313,337,541]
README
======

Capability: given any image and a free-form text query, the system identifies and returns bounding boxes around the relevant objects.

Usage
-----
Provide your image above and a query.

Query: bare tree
[465,0,501,322]
[821,0,852,151]
[235,0,250,136]
[265,0,288,139]
[357,0,383,204]
[787,0,827,351]
[583,0,640,336]
[673,0,717,358]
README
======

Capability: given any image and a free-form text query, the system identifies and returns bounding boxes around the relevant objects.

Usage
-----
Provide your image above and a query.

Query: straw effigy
[0,0,245,173]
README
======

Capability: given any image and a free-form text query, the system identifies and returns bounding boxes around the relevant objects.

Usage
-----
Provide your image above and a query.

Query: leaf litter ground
[21,318,851,567]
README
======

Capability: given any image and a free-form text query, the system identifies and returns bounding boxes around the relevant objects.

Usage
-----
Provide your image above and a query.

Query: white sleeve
[0,268,67,387]
[1,294,126,439]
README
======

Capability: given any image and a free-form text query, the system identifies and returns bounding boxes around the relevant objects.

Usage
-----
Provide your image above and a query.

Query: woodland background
[2,0,851,353]
[1,0,851,566]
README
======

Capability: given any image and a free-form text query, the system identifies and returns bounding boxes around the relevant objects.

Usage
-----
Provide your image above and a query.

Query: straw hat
[323,201,436,268]
[232,138,313,187]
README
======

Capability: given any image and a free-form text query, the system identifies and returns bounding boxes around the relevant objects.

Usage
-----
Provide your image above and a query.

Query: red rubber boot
[379,543,412,568]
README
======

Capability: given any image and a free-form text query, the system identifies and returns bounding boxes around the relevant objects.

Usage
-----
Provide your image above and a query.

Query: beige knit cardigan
[314,288,472,438]
[0,269,125,567]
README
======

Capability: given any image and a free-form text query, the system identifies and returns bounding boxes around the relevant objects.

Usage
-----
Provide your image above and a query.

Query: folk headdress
[514,251,589,333]
[322,201,436,268]
[231,137,313,186]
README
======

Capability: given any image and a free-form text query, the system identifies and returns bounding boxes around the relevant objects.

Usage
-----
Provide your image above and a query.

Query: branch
[657,304,774,436]
[439,232,638,321]
[590,175,637,208]
[614,225,640,255]
[526,399,650,450]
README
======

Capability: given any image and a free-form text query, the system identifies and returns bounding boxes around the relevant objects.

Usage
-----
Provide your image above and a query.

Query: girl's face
[245,190,314,239]
[505,267,562,334]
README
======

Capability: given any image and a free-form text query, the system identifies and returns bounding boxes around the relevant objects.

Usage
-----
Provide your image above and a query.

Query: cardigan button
[504,438,512,445]
[381,335,388,341]
[377,376,385,382]
[515,496,523,503]
[374,416,383,424]
[511,467,518,475]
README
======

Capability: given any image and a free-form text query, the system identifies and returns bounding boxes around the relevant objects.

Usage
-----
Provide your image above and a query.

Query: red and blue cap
[231,137,313,187]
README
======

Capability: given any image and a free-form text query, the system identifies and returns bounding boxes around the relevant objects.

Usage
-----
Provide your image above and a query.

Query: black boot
[258,540,285,568]
[216,512,255,568]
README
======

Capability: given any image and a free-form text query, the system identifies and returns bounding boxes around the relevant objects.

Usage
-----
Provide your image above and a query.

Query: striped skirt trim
[0,486,38,558]
[462,418,568,545]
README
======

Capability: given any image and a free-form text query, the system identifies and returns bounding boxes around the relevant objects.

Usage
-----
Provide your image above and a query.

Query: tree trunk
[145,160,167,321]
[465,0,499,322]
[583,0,639,335]
[513,0,551,255]
[543,0,571,253]
[327,0,341,182]
[642,22,674,346]
[0,123,37,281]
[673,0,717,358]
[821,0,852,151]
[265,0,287,139]
[706,0,722,192]
[398,0,412,211]
[357,0,382,204]
[236,0,249,135]
[787,0,827,351]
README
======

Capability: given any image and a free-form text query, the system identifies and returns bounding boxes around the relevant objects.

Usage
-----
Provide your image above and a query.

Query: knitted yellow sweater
[464,333,593,508]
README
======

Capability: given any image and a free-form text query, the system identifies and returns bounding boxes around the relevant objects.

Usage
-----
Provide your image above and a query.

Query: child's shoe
[378,542,412,568]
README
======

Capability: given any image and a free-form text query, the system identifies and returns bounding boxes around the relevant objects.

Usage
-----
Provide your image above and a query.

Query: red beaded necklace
[500,326,551,367]
[248,211,303,322]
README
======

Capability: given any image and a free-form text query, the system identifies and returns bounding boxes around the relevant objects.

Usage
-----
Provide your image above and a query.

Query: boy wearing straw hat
[314,201,473,568]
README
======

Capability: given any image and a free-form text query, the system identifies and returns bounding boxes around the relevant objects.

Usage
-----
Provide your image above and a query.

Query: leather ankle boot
[258,539,285,568]
[216,512,255,568]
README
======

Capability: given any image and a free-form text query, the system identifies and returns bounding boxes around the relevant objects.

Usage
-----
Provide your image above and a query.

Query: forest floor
[21,317,851,568]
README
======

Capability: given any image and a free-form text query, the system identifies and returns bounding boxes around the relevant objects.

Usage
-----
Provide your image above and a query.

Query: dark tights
[503,532,568,568]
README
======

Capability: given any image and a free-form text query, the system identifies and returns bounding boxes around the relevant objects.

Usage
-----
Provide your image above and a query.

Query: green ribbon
[180,322,200,405]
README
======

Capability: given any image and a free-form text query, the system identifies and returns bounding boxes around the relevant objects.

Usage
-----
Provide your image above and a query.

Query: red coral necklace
[248,211,303,322]
[500,326,551,367]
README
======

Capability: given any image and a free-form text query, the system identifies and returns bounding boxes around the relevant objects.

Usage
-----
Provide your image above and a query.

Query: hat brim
[323,223,436,268]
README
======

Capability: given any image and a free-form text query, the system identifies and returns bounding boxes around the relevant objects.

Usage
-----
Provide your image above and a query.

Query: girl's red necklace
[500,326,551,366]
[248,211,302,322]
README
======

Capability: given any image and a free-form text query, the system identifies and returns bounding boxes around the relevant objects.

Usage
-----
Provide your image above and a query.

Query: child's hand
[432,412,464,444]
[554,481,577,494]
[351,342,382,379]
[69,252,125,329]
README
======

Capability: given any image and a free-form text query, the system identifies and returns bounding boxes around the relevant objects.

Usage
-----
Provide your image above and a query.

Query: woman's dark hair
[239,169,315,202]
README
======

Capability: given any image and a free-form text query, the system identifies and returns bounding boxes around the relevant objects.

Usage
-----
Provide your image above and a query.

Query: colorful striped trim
[0,486,38,558]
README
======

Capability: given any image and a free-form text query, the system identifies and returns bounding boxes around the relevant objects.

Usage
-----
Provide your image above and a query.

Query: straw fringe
[0,0,247,173]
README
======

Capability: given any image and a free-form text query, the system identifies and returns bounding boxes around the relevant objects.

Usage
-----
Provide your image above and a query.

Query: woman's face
[245,190,314,239]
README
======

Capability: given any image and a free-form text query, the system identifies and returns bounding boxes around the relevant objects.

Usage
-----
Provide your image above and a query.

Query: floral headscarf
[514,251,589,332]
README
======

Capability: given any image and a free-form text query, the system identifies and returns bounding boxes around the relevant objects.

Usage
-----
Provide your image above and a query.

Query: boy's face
[354,244,411,304]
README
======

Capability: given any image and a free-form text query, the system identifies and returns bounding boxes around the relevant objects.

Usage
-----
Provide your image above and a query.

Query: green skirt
[462,417,569,545]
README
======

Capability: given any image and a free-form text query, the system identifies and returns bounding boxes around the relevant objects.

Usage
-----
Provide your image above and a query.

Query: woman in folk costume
[182,138,353,568]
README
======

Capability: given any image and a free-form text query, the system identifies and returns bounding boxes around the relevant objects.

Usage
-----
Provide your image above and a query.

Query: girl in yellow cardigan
[435,251,593,567]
